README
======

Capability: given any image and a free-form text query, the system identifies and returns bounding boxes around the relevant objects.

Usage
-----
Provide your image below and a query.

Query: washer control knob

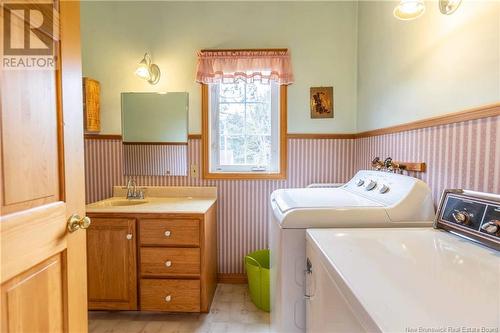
[452,210,473,225]
[481,220,499,235]
[365,180,377,191]
[356,179,365,186]
[379,184,390,194]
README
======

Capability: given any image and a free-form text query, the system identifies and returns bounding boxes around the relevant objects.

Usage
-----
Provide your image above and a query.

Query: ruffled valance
[195,49,294,85]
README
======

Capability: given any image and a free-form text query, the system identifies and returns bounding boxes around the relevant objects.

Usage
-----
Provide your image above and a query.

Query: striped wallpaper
[123,144,187,176]
[354,116,500,205]
[84,137,355,273]
[84,115,499,273]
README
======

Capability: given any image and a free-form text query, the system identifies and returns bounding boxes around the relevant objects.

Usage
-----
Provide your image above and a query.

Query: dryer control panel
[435,190,500,251]
[343,170,430,207]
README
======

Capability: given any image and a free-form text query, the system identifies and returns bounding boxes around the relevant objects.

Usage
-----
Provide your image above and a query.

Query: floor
[88,284,270,333]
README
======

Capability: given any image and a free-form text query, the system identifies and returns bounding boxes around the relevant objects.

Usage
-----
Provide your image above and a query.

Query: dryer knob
[356,179,365,186]
[481,220,499,235]
[379,184,390,194]
[452,210,472,225]
[365,180,377,191]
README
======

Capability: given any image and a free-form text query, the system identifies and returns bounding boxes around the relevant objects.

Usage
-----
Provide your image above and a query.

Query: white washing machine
[305,190,500,332]
[269,170,435,333]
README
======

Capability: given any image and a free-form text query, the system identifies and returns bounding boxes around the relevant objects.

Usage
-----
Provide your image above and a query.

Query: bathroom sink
[104,200,149,206]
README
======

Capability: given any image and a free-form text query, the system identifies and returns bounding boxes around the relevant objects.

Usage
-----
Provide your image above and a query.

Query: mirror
[121,92,188,143]
[121,92,189,176]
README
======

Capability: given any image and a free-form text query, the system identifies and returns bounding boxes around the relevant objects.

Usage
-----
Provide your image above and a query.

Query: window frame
[201,83,287,180]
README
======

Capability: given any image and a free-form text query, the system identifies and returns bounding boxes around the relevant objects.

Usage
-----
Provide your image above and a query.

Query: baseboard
[217,273,248,284]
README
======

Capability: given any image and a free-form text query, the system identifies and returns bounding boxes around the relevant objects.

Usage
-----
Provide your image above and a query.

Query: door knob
[67,214,91,232]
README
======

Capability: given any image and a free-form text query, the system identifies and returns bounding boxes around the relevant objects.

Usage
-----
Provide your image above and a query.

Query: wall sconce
[393,0,426,20]
[394,0,463,20]
[135,53,160,85]
[439,0,462,15]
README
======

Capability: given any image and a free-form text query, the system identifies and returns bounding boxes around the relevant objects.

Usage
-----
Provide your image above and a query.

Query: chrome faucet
[126,178,144,199]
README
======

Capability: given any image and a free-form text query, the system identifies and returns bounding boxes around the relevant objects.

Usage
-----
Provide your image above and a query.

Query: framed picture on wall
[310,87,333,119]
[83,77,101,132]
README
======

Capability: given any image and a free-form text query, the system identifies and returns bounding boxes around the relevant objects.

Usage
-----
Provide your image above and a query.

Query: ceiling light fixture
[393,0,426,20]
[135,53,160,85]
[439,0,462,15]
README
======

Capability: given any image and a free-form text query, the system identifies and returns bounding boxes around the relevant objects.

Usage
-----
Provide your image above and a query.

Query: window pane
[210,81,278,172]
[246,103,271,135]
[246,82,271,102]
[219,103,245,135]
[220,135,245,165]
[220,82,245,103]
[245,135,271,166]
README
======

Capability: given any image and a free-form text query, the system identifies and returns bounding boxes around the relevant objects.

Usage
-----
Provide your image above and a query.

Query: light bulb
[394,0,425,20]
[135,64,150,80]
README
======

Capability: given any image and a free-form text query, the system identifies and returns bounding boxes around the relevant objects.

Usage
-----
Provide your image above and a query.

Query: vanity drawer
[140,247,200,277]
[139,219,200,247]
[140,279,200,312]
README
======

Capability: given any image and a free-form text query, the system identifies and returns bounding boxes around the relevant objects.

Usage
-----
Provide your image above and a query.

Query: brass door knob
[67,214,91,232]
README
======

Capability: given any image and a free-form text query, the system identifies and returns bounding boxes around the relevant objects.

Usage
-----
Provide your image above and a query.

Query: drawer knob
[165,260,172,267]
[165,295,172,302]
[126,233,133,240]
[164,230,171,237]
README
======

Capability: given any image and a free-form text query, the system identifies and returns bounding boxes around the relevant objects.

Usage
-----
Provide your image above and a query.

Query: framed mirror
[121,92,188,176]
[121,92,188,143]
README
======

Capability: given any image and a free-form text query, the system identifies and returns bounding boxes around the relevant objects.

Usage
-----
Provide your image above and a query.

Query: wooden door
[87,217,137,310]
[0,1,87,332]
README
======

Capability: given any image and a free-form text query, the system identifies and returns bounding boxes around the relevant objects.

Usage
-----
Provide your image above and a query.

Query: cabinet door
[87,217,137,310]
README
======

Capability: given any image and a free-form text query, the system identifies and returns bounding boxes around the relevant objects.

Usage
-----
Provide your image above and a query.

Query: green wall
[81,1,359,134]
[81,1,500,134]
[357,0,499,131]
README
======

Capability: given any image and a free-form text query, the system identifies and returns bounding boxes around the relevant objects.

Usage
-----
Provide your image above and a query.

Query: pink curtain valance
[195,49,294,85]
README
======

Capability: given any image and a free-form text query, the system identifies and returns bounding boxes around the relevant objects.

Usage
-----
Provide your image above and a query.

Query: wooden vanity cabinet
[86,203,217,313]
[86,217,137,310]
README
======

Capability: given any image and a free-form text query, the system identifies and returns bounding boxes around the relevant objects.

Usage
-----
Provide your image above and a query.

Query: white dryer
[269,170,435,333]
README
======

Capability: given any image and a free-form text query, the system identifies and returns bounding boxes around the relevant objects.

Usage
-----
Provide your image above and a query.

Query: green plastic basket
[244,249,270,312]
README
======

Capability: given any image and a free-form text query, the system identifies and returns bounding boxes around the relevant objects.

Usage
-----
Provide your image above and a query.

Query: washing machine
[305,189,499,332]
[269,170,435,333]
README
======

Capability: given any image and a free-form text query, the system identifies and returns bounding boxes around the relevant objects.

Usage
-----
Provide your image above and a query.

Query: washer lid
[274,187,382,213]
[306,228,500,332]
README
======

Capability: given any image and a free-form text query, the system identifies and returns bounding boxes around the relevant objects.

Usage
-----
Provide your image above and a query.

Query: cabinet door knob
[165,295,172,302]
[165,260,172,267]
[164,230,171,237]
[126,233,133,240]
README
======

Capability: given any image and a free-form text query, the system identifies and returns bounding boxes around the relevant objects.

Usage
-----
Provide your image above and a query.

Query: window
[197,49,293,179]
[209,81,279,173]
[202,83,287,179]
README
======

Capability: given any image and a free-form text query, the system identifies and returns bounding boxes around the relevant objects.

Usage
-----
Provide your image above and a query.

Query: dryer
[269,170,435,333]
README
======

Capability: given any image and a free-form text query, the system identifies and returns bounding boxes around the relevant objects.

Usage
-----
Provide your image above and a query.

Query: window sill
[202,171,287,180]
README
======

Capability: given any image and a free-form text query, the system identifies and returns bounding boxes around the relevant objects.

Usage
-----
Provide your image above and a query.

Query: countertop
[86,186,217,214]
